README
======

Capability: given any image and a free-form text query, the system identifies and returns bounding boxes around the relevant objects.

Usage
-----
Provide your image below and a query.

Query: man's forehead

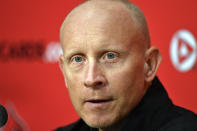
[61,2,137,41]
[61,0,135,33]
[61,18,138,53]
[60,0,150,52]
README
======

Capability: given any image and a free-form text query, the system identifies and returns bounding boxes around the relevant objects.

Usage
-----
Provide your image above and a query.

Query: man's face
[60,4,147,129]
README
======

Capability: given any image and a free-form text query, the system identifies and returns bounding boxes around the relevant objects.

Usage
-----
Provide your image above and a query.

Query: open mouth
[85,99,113,109]
[87,99,111,103]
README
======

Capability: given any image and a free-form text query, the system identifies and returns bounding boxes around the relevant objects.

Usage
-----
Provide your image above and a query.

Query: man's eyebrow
[64,49,84,59]
[100,43,130,51]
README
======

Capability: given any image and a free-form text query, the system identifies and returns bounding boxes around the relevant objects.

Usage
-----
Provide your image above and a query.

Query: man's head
[59,0,162,130]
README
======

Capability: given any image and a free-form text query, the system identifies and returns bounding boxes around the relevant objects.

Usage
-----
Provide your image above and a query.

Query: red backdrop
[0,0,196,130]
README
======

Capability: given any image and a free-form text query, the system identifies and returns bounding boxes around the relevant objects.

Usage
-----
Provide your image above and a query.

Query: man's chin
[85,120,111,129]
[82,115,116,129]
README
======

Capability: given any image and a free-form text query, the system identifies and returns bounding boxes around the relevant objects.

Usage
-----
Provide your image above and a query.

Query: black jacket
[55,77,197,131]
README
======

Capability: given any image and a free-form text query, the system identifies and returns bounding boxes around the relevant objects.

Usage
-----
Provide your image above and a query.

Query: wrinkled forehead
[60,0,141,51]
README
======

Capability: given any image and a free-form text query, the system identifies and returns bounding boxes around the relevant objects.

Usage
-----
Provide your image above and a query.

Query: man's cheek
[66,73,82,87]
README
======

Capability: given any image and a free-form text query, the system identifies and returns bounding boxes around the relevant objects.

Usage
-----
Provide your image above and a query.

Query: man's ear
[59,55,65,75]
[59,55,69,88]
[144,46,162,82]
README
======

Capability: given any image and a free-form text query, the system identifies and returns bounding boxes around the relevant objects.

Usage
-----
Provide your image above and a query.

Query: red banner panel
[0,0,196,130]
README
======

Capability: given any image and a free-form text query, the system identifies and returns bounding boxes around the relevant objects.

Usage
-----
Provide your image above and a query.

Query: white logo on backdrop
[170,29,197,72]
[43,42,63,63]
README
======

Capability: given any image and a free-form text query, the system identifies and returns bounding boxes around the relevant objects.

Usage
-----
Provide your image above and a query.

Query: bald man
[56,0,197,131]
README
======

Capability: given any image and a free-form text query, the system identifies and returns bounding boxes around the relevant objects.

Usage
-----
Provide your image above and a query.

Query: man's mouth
[87,99,111,103]
[85,98,113,109]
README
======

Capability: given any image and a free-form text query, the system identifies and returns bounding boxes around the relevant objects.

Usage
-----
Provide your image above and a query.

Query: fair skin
[59,0,162,131]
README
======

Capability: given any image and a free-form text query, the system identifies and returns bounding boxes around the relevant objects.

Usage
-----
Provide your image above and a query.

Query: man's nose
[84,62,107,88]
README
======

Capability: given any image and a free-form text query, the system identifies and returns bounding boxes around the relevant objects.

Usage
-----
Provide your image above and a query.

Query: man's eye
[74,56,83,62]
[71,55,84,63]
[102,52,119,63]
[106,53,115,59]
